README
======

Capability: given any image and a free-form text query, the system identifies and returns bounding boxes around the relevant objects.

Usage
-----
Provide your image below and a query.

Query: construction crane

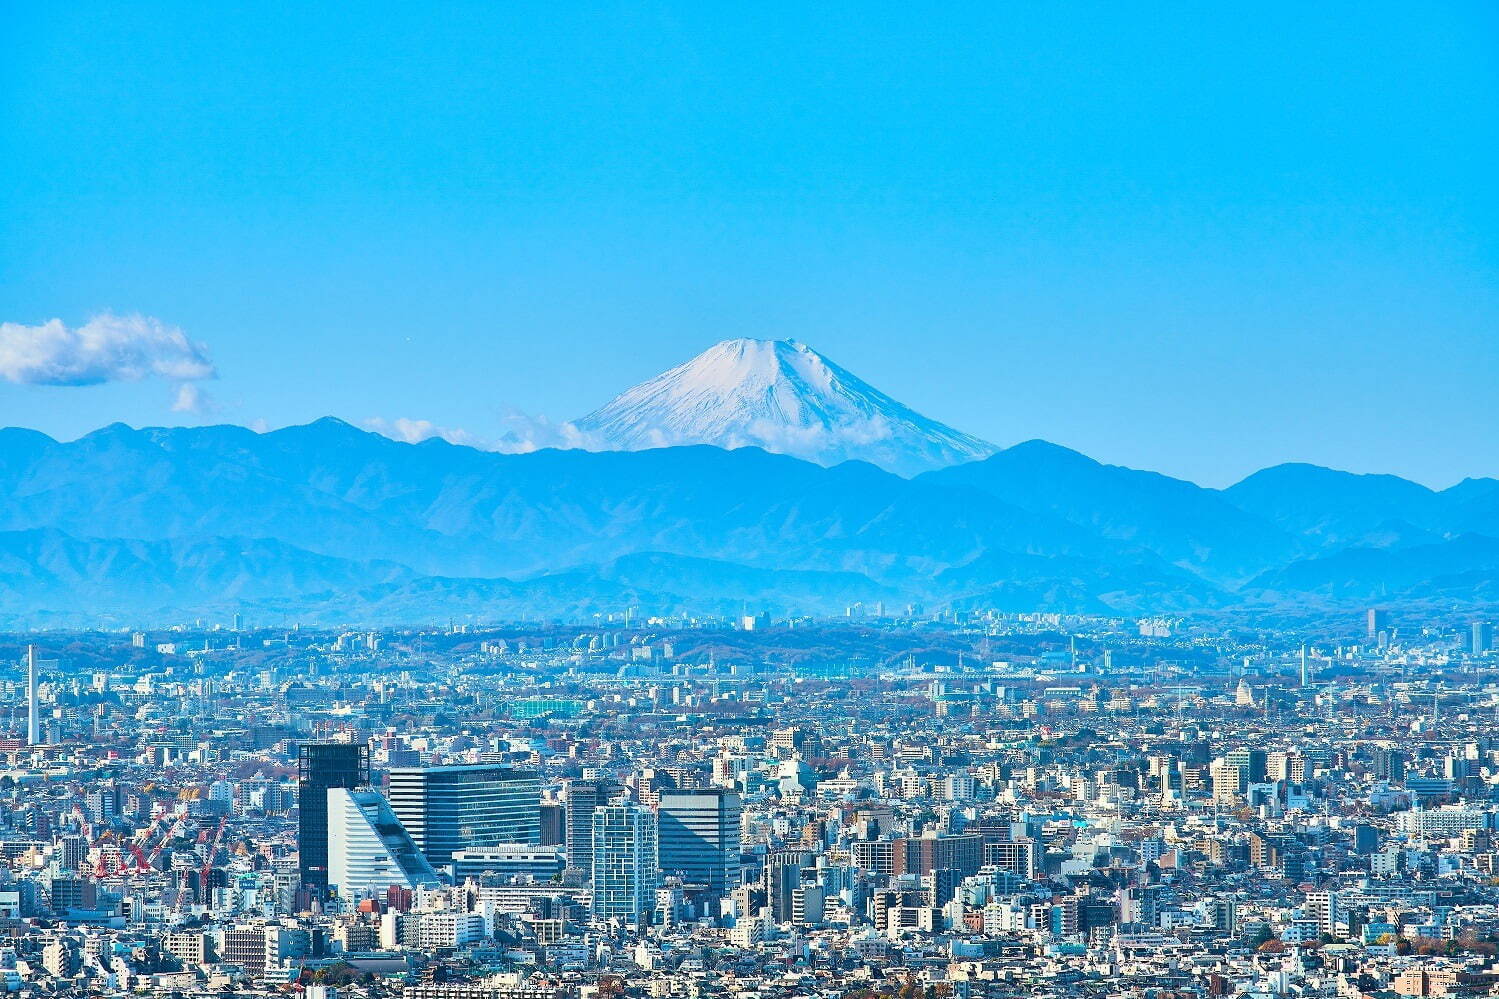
[70,804,93,842]
[128,814,168,875]
[110,812,166,877]
[145,814,187,868]
[198,817,227,904]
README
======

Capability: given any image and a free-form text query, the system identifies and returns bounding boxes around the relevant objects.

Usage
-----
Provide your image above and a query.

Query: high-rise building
[565,778,618,875]
[298,743,370,889]
[326,788,439,901]
[1367,608,1389,640]
[590,800,658,927]
[1372,749,1407,783]
[539,802,566,846]
[893,832,983,878]
[1224,748,1268,784]
[85,785,122,825]
[1119,883,1160,927]
[25,645,39,747]
[387,765,540,869]
[1304,890,1340,938]
[763,851,810,923]
[984,838,1039,880]
[658,788,741,895]
[1205,897,1237,935]
[1472,621,1493,655]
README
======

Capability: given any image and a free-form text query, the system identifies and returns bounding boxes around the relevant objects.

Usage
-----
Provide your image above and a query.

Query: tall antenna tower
[25,645,39,746]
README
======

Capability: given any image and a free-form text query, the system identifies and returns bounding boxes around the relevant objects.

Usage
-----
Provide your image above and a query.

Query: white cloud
[363,409,608,454]
[0,314,216,386]
[170,382,221,416]
[489,407,607,454]
[363,417,481,447]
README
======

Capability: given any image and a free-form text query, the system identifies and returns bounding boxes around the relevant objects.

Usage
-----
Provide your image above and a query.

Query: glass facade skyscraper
[658,788,741,895]
[387,764,541,869]
[564,777,619,874]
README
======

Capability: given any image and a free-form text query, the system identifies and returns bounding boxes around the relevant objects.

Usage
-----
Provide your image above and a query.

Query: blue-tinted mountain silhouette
[0,419,1494,625]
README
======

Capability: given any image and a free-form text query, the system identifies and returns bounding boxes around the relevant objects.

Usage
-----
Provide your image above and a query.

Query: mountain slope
[0,527,416,626]
[575,338,996,476]
[936,547,1225,615]
[921,440,1296,583]
[1242,533,1499,603]
[0,421,1178,620]
[1222,463,1444,547]
[0,420,1493,623]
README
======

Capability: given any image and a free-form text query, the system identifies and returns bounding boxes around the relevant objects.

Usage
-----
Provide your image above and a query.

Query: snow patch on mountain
[575,338,996,476]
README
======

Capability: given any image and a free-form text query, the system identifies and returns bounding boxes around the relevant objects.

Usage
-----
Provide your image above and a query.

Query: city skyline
[2,609,1498,993]
[4,5,1499,996]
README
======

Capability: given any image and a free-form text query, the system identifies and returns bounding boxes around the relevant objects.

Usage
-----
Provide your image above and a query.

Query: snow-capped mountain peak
[575,338,996,476]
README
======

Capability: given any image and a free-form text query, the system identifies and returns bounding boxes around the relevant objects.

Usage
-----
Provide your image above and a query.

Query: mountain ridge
[0,418,1494,625]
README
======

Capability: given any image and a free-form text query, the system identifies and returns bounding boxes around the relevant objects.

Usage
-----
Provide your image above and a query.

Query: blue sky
[2,2,1496,487]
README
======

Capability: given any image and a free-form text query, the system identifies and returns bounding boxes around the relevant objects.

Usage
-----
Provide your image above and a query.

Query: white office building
[451,843,565,881]
[327,788,440,902]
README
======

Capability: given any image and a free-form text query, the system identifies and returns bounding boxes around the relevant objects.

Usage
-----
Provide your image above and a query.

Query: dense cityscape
[6,9,1495,999]
[1,606,1498,998]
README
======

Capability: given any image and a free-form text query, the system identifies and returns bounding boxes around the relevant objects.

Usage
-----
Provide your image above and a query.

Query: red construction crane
[70,804,93,842]
[110,812,173,877]
[145,815,187,868]
[198,817,227,901]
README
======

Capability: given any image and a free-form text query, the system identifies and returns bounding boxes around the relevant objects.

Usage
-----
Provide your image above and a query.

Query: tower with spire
[26,645,40,746]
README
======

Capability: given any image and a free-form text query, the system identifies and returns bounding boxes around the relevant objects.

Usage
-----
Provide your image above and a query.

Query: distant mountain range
[0,417,1495,626]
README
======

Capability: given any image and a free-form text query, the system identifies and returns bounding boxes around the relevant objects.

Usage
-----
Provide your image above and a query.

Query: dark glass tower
[298,742,370,889]
[658,788,741,895]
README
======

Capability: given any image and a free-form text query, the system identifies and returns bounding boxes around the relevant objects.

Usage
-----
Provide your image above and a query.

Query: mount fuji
[575,338,997,476]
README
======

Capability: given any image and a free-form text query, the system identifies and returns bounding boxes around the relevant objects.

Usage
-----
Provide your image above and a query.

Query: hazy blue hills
[1243,533,1499,603]
[0,419,1493,625]
[1224,463,1499,549]
[920,440,1296,584]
